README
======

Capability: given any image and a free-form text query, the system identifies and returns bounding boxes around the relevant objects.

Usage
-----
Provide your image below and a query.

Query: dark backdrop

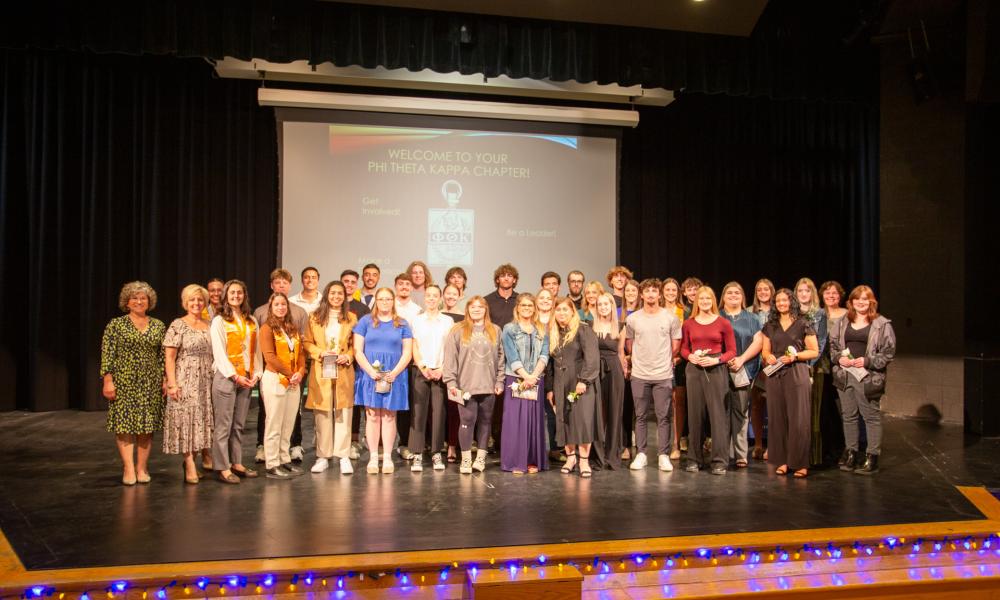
[619,93,879,289]
[0,50,277,411]
[1,0,881,411]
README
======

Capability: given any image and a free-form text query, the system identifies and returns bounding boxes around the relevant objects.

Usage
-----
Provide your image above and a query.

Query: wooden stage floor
[1,409,998,573]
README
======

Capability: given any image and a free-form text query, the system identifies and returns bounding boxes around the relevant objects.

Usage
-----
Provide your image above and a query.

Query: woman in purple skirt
[499,293,550,474]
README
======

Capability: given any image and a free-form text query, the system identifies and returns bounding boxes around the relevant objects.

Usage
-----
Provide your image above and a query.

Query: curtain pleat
[619,93,878,291]
[0,49,277,411]
[1,0,877,103]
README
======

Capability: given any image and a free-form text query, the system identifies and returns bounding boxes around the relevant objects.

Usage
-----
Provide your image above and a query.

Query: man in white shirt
[622,278,682,472]
[288,266,321,315]
[393,272,422,323]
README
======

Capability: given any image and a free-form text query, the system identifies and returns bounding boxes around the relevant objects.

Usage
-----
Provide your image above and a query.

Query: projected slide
[282,119,616,294]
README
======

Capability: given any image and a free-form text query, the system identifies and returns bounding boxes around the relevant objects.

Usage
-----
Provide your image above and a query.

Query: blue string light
[31,587,46,597]
[538,555,546,564]
[156,590,166,599]
[262,575,274,587]
[113,582,127,593]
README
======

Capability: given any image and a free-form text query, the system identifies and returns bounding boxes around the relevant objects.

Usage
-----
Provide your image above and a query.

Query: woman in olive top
[259,293,307,479]
[549,296,602,477]
[442,296,505,474]
[760,288,819,478]
[662,278,686,459]
[303,281,357,475]
[829,285,896,475]
[818,280,848,465]
[749,278,775,460]
[794,277,828,466]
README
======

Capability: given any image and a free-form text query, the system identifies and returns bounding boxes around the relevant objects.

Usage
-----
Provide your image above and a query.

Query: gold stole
[223,316,257,378]
[272,328,301,387]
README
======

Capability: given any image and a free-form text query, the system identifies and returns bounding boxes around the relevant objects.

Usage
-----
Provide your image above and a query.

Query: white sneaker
[431,453,445,471]
[630,452,648,470]
[472,454,487,472]
[459,457,473,474]
[367,459,379,474]
[290,446,304,462]
[382,458,395,474]
[310,458,329,473]
[411,456,423,472]
[340,457,354,474]
[658,454,674,472]
[349,443,361,460]
[255,445,265,463]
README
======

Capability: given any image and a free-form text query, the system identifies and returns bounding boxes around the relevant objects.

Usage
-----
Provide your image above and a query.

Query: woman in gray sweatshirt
[443,296,506,474]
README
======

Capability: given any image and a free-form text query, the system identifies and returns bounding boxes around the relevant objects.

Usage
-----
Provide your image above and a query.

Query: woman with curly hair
[760,288,819,478]
[101,281,166,485]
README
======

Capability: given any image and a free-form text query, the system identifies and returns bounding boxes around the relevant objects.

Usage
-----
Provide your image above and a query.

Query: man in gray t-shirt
[623,279,682,471]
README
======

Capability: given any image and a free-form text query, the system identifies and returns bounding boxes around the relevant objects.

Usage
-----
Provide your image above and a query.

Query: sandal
[775,465,788,475]
[735,459,748,469]
[579,457,592,478]
[561,453,577,474]
[527,465,539,474]
[793,468,808,478]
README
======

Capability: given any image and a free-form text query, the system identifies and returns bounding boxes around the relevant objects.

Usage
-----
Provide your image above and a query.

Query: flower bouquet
[509,379,538,401]
[372,360,392,394]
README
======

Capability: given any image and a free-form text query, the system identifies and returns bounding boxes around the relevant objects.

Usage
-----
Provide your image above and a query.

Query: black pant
[459,394,495,451]
[685,362,731,469]
[409,365,447,455]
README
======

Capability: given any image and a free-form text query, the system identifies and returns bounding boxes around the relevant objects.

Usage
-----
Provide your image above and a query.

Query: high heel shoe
[560,453,577,474]
[579,457,592,478]
[182,464,199,485]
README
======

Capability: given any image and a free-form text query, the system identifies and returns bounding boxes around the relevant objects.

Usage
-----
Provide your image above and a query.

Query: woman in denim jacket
[828,285,896,475]
[500,293,550,473]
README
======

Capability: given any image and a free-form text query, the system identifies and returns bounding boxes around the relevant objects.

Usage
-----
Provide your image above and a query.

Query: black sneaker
[710,466,727,476]
[266,467,292,479]
[684,461,700,473]
[854,454,879,475]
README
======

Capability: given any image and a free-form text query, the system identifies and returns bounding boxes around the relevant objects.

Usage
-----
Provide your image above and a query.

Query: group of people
[99,261,896,485]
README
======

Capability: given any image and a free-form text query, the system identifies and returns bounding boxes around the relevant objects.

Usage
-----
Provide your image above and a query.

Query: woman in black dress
[548,296,603,477]
[760,288,819,478]
[593,293,626,469]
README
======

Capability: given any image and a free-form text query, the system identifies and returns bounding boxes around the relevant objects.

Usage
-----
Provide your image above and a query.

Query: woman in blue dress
[353,287,413,475]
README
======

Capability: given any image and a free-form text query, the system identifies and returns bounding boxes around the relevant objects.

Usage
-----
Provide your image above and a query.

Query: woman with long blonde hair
[353,287,413,475]
[594,293,627,469]
[549,297,602,477]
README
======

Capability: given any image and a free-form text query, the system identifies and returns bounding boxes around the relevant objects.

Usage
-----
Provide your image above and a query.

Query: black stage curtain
[1,49,879,412]
[1,0,877,103]
[0,49,277,411]
[619,93,879,293]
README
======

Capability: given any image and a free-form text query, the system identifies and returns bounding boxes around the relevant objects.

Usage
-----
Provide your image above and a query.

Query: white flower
[462,392,471,401]
[566,392,579,403]
[371,359,382,370]
[785,346,798,358]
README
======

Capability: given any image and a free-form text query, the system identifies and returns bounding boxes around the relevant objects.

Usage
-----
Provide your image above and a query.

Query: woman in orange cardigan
[304,281,358,474]
[259,292,307,480]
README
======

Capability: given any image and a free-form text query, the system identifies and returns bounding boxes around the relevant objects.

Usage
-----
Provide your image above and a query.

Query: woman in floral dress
[163,284,215,484]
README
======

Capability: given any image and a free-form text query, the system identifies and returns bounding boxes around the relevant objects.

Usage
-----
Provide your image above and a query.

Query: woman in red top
[680,286,737,475]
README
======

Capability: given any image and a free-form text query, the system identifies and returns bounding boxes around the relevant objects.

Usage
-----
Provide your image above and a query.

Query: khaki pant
[315,406,354,459]
[261,370,300,470]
